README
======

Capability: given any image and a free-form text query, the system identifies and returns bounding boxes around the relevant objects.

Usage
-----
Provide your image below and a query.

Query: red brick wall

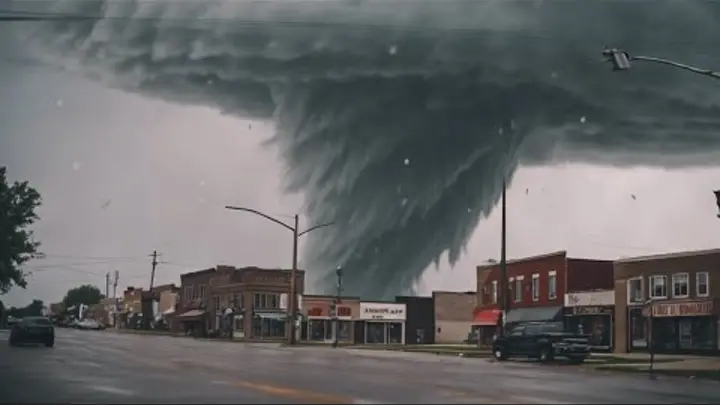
[566,259,614,292]
[477,251,567,310]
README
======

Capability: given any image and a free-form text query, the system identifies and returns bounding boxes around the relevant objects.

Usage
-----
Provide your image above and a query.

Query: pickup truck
[492,321,590,364]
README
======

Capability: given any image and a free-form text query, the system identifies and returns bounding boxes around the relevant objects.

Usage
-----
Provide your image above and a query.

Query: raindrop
[388,45,398,55]
[207,79,214,85]
[401,197,408,207]
[510,120,516,131]
[56,99,64,108]
[498,127,504,135]
[199,180,206,187]
[580,116,587,124]
[403,158,410,166]
[551,71,558,79]
[71,161,82,171]
[467,208,472,213]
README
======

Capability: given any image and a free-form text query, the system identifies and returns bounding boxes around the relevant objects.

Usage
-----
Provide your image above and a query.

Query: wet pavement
[1,328,719,404]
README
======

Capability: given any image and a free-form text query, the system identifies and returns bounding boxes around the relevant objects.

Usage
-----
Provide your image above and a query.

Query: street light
[497,178,509,337]
[643,297,657,380]
[331,265,344,348]
[602,48,720,80]
[224,206,334,345]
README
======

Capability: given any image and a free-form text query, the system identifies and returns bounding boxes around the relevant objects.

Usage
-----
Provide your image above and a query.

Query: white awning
[178,309,205,318]
[163,308,176,315]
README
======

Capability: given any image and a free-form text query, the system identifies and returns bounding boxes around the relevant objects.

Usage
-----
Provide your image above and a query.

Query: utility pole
[112,270,119,329]
[149,250,158,291]
[224,205,335,346]
[105,272,110,299]
[498,178,509,337]
[714,190,720,218]
[112,270,119,299]
[331,265,344,348]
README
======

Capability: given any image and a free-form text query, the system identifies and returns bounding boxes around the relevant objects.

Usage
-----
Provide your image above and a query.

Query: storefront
[251,310,287,339]
[301,295,359,344]
[359,302,406,345]
[647,300,718,354]
[564,290,614,351]
[472,308,501,345]
[505,306,563,328]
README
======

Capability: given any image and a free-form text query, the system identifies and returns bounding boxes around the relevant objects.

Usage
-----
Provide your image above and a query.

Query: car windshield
[23,317,52,326]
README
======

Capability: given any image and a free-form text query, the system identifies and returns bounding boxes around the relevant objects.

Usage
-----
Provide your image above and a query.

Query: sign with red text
[652,301,714,318]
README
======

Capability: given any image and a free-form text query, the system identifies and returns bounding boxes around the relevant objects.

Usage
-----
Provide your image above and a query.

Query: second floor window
[198,284,207,299]
[532,274,540,301]
[650,275,667,298]
[628,277,643,303]
[253,293,281,309]
[514,278,523,302]
[548,271,557,300]
[673,273,689,298]
[184,286,193,303]
[697,272,709,297]
[213,295,220,310]
[491,280,498,304]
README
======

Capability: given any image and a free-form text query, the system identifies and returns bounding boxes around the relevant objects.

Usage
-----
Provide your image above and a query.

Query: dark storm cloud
[7,0,720,298]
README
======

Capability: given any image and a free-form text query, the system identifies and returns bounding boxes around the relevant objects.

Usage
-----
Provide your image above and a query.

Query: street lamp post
[643,297,657,380]
[331,265,344,348]
[602,48,720,80]
[224,206,334,346]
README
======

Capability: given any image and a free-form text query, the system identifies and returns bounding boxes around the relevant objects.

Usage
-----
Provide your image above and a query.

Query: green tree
[63,284,103,309]
[0,166,42,293]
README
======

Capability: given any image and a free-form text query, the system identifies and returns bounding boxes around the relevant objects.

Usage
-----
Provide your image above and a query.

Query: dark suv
[9,316,55,347]
[492,321,589,364]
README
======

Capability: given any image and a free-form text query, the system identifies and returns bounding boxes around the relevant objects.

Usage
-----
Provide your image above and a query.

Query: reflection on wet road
[1,329,718,404]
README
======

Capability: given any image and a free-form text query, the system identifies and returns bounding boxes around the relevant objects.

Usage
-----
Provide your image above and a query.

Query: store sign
[652,301,714,318]
[564,291,614,307]
[359,302,406,321]
[571,305,613,316]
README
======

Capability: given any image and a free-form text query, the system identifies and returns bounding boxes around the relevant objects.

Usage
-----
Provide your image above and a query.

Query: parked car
[492,321,590,364]
[9,316,55,347]
[75,319,105,330]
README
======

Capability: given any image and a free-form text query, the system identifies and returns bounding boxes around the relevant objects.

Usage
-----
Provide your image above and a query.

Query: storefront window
[652,317,678,351]
[252,315,286,338]
[386,322,403,344]
[366,322,386,343]
[566,315,611,348]
[338,320,352,340]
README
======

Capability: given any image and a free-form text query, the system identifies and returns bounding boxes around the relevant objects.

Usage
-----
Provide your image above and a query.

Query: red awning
[473,309,501,326]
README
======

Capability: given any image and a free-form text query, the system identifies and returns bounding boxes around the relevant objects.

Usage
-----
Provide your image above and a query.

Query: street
[1,329,719,404]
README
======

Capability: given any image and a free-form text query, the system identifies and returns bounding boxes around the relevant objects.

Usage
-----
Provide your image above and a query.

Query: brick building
[614,248,720,354]
[432,291,476,344]
[178,265,305,340]
[475,251,613,343]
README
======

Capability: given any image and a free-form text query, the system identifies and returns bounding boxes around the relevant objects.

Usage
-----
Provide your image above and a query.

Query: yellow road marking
[233,380,356,404]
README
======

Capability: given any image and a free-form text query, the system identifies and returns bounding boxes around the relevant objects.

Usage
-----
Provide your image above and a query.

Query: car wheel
[493,346,508,361]
[44,340,55,348]
[568,356,585,365]
[538,346,554,363]
[8,336,17,346]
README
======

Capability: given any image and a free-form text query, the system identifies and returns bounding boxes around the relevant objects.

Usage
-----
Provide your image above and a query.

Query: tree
[6,299,44,318]
[0,166,42,293]
[63,284,103,310]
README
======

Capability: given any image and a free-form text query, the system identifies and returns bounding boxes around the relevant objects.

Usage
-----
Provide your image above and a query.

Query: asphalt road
[1,328,719,404]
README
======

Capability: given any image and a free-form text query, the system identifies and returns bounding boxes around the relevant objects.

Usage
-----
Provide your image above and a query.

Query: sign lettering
[651,301,714,318]
[571,306,613,316]
[308,307,323,317]
[337,307,351,317]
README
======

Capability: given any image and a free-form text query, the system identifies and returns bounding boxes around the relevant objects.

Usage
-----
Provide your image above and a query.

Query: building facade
[177,268,216,335]
[179,265,306,340]
[475,251,614,342]
[357,301,407,345]
[395,296,435,344]
[614,248,720,354]
[433,291,476,344]
[300,295,360,344]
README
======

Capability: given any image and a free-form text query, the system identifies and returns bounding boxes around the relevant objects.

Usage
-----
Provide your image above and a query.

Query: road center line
[232,380,370,404]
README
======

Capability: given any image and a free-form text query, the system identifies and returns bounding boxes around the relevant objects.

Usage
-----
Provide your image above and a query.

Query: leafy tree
[0,166,42,293]
[6,299,44,318]
[63,284,103,310]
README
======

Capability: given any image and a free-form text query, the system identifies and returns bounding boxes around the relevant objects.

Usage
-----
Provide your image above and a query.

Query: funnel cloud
[7,0,720,299]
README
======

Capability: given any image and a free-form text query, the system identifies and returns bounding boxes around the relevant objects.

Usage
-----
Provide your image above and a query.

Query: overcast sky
[2,63,720,307]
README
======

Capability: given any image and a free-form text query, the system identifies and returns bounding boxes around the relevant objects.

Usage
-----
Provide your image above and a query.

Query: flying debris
[13,0,720,299]
[631,194,636,200]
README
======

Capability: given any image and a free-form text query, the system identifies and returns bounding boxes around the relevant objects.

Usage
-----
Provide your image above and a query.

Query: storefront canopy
[256,312,287,320]
[177,309,205,320]
[473,309,501,326]
[506,306,563,324]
